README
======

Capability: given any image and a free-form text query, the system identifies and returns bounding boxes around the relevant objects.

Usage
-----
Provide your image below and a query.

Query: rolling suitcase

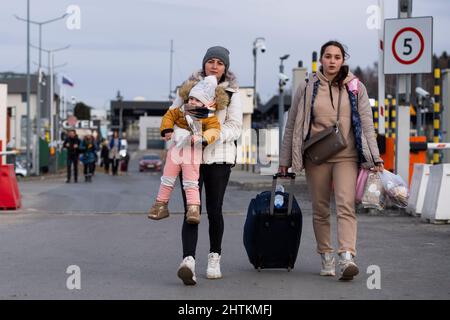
[243,173,302,271]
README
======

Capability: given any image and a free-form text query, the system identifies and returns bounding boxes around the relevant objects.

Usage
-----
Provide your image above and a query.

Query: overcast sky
[1,0,449,109]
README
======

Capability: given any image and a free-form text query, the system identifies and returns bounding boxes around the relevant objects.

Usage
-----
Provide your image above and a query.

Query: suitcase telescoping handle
[269,173,296,215]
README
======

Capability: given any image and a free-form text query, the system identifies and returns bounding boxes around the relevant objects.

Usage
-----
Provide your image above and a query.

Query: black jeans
[111,158,119,175]
[83,162,94,177]
[67,156,78,181]
[180,163,232,259]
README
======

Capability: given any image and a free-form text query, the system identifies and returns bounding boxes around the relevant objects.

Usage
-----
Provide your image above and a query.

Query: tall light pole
[169,39,174,100]
[253,37,266,110]
[15,12,68,175]
[26,0,31,173]
[278,54,290,153]
[31,44,70,144]
[116,91,124,139]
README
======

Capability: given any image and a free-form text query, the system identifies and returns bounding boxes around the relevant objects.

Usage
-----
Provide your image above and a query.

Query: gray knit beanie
[202,46,230,74]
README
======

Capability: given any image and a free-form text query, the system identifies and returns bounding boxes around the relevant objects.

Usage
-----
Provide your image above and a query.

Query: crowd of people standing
[63,129,129,183]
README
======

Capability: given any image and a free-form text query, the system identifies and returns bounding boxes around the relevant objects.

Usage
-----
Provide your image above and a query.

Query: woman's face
[204,58,225,81]
[320,45,344,78]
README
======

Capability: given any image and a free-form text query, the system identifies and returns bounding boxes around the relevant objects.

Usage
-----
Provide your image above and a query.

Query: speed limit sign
[384,17,432,74]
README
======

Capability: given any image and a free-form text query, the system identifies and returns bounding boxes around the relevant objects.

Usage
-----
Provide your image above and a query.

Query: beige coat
[280,72,383,173]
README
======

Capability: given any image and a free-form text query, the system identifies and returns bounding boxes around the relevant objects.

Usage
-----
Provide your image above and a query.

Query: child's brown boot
[186,205,200,224]
[148,201,169,220]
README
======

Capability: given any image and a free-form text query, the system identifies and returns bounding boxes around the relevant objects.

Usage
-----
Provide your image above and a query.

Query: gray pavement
[1,151,450,299]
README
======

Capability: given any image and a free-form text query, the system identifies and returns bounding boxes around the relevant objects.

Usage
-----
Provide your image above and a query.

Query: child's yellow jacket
[160,108,220,145]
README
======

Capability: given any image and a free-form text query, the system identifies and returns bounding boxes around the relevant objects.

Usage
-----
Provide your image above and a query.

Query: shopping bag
[355,168,370,203]
[361,172,385,210]
[379,170,409,208]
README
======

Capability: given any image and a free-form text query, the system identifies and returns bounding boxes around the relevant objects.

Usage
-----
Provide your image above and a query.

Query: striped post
[433,66,441,164]
[391,98,396,139]
[373,100,379,134]
[384,98,388,136]
[312,51,317,74]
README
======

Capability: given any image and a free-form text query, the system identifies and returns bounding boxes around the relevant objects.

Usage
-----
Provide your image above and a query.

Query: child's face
[188,96,204,107]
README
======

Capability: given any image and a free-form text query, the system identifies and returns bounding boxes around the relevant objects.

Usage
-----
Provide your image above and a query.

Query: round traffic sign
[392,27,425,65]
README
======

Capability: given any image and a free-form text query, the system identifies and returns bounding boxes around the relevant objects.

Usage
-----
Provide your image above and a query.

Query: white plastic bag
[361,172,385,210]
[379,170,409,208]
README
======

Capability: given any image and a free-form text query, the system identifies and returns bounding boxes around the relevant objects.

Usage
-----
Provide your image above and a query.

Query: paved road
[1,151,450,299]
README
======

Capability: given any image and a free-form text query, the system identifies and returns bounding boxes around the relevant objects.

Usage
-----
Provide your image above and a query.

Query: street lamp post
[252,37,266,110]
[14,12,68,175]
[278,54,290,153]
[31,44,70,144]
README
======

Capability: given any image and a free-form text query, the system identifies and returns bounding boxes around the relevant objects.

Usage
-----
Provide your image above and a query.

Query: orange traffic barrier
[0,164,22,210]
[381,137,395,172]
[409,136,427,186]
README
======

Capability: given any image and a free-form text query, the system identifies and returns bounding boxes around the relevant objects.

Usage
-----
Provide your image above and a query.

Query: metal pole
[26,0,31,173]
[50,53,54,143]
[312,51,317,74]
[253,48,257,110]
[378,0,386,135]
[35,24,42,175]
[119,106,123,139]
[278,87,284,152]
[169,39,174,100]
[395,0,412,182]
[278,55,289,152]
[416,73,423,135]
[433,63,441,164]
[15,12,68,175]
[64,85,67,118]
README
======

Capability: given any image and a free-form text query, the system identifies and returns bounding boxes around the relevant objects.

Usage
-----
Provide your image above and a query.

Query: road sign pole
[378,0,386,135]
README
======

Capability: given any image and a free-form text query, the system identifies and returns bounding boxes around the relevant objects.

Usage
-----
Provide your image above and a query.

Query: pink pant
[156,145,202,205]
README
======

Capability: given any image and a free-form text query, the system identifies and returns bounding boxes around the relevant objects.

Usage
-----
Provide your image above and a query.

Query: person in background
[100,139,110,174]
[80,134,97,182]
[63,129,81,183]
[109,130,121,176]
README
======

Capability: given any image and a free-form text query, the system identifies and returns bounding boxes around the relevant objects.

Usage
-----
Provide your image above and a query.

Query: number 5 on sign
[384,16,432,74]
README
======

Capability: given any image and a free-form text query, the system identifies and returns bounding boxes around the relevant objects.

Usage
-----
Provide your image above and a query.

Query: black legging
[180,163,232,259]
[83,162,95,177]
[111,158,119,175]
[67,156,78,181]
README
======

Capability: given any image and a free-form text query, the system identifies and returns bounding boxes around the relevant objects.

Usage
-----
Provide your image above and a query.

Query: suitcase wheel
[257,267,261,272]
[287,266,292,272]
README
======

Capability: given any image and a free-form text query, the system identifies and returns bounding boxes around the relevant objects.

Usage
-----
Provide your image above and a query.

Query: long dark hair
[320,40,350,87]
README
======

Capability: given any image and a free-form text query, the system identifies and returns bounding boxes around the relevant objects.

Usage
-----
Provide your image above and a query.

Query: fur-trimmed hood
[178,76,232,111]
[188,70,239,92]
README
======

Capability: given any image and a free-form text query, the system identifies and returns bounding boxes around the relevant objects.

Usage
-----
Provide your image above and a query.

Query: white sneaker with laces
[338,251,359,281]
[206,252,222,279]
[320,252,336,276]
[177,256,197,285]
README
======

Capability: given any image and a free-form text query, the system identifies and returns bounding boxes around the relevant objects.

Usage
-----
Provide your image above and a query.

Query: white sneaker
[320,252,336,276]
[177,256,197,285]
[206,252,222,279]
[338,251,359,281]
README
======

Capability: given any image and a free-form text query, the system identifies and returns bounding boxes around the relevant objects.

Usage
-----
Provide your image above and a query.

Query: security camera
[254,37,266,53]
[278,73,289,82]
[415,87,430,99]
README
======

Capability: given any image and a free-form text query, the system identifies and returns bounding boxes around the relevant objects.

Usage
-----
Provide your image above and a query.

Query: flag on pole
[62,75,74,87]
